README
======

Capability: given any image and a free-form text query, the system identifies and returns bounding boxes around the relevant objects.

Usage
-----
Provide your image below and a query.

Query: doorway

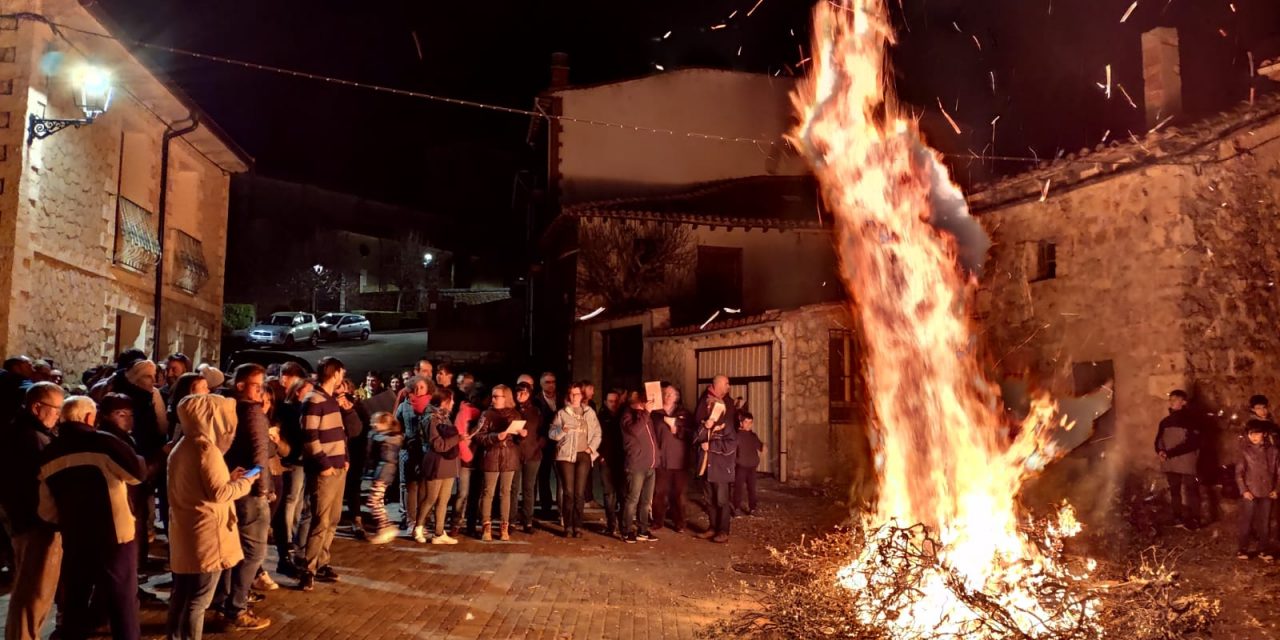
[602,324,643,395]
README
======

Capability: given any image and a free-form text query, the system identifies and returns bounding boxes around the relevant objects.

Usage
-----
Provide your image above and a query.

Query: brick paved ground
[1,479,846,639]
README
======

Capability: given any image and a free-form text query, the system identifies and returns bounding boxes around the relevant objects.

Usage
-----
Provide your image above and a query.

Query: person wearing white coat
[549,384,601,538]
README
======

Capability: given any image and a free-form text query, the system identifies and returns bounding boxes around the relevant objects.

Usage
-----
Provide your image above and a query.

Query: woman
[166,394,254,640]
[388,376,404,394]
[476,385,524,541]
[549,383,602,538]
[417,389,462,544]
[165,373,210,443]
[450,393,481,537]
[396,377,433,531]
[274,378,312,576]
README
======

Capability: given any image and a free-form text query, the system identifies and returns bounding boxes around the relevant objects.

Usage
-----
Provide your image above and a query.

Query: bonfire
[789,0,1097,637]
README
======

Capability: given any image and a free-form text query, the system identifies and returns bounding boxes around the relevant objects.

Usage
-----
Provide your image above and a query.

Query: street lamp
[422,252,434,267]
[28,63,114,141]
[313,264,325,275]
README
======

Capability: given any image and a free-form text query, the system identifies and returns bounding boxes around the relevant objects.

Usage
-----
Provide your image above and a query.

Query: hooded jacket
[1236,436,1280,497]
[167,395,253,574]
[550,405,602,463]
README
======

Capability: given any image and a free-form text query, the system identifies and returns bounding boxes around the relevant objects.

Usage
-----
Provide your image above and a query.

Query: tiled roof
[439,289,510,306]
[563,175,826,231]
[967,90,1280,213]
[649,310,783,338]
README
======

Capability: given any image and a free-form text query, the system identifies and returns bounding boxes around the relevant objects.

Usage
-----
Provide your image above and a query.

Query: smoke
[911,135,992,276]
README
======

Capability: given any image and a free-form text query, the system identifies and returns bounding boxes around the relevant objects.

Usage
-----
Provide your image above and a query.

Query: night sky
[95,0,1278,216]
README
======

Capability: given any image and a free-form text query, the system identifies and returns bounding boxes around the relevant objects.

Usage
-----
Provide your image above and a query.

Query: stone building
[0,1,250,379]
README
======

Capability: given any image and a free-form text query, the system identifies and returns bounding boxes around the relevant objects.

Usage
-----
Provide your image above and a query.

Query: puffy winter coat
[167,395,253,574]
[550,406,602,463]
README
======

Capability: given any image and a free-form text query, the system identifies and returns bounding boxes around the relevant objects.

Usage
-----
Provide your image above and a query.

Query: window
[1028,240,1057,282]
[695,245,744,312]
[113,197,161,273]
[172,230,210,294]
[829,329,859,424]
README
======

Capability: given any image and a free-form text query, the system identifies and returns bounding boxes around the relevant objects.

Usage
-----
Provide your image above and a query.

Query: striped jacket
[38,422,144,547]
[302,388,348,472]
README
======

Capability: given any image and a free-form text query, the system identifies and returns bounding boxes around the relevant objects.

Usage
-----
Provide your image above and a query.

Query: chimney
[1141,27,1182,128]
[550,52,570,90]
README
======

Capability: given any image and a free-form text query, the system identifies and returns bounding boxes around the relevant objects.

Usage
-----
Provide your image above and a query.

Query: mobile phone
[243,466,263,479]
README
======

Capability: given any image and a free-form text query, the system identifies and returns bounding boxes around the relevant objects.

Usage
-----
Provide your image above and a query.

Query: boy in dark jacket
[1155,389,1201,528]
[1236,422,1280,560]
[621,392,659,543]
[732,412,763,517]
[366,412,402,545]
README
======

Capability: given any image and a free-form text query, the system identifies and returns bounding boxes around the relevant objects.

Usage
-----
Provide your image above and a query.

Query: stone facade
[972,94,1280,470]
[0,0,247,379]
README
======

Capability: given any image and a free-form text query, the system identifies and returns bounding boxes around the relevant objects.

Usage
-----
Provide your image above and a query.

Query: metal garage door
[696,343,774,474]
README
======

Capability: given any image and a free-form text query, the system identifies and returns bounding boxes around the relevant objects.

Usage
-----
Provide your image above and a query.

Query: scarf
[409,393,430,415]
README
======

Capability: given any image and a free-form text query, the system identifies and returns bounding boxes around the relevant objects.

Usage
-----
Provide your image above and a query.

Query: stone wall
[0,0,239,379]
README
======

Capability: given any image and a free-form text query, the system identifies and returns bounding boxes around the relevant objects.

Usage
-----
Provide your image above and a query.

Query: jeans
[732,466,758,513]
[510,458,541,525]
[420,478,454,535]
[481,471,516,525]
[653,468,689,529]
[400,450,420,526]
[452,467,476,532]
[596,458,623,529]
[304,469,347,574]
[6,526,62,640]
[1239,497,1273,552]
[61,539,139,640]
[623,469,656,535]
[214,496,268,617]
[166,572,218,640]
[557,453,592,532]
[708,481,732,535]
[1166,472,1201,523]
[279,466,306,562]
[537,446,558,516]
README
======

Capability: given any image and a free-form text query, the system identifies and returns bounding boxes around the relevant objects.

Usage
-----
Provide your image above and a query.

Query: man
[298,357,349,592]
[105,359,168,568]
[621,391,659,543]
[1156,389,1201,529]
[511,382,545,533]
[595,390,626,535]
[516,373,535,389]
[0,356,36,428]
[458,373,476,397]
[652,384,693,532]
[159,353,192,402]
[436,363,466,415]
[38,395,144,640]
[29,361,53,384]
[582,382,598,412]
[279,362,307,395]
[211,364,272,630]
[1,382,64,640]
[533,372,560,519]
[360,371,385,400]
[694,375,738,543]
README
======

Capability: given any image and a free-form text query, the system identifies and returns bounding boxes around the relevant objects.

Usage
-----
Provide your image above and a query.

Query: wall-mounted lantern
[28,63,113,141]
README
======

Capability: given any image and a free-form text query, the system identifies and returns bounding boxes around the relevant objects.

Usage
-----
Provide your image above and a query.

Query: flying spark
[1105,65,1112,99]
[1120,1,1138,22]
[711,23,727,30]
[971,35,982,51]
[747,0,766,17]
[1040,179,1052,202]
[936,98,963,134]
[578,307,606,321]
[663,30,672,39]
[1117,83,1137,108]
[699,310,721,329]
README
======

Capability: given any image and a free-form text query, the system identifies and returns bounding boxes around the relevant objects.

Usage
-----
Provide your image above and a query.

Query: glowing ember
[791,1,1096,637]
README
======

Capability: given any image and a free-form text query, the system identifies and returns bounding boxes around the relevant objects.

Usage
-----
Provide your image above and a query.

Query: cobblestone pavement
[2,480,846,639]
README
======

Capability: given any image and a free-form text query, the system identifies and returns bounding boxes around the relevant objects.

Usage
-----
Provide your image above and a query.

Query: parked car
[246,312,321,348]
[317,313,372,342]
[223,350,315,377]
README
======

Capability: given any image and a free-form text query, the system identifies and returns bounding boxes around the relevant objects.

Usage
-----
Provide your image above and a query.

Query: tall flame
[792,1,1094,636]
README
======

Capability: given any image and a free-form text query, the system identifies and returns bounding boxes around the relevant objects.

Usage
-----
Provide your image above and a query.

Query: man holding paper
[651,384,693,532]
[694,375,738,543]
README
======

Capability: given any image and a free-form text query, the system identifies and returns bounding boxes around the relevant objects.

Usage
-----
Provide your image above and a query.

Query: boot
[500,523,510,541]
[482,522,493,542]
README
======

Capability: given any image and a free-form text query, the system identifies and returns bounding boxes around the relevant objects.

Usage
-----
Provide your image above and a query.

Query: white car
[318,313,372,342]
[247,312,321,349]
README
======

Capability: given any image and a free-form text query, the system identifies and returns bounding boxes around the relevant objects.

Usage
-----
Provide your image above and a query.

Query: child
[1235,421,1280,560]
[367,411,404,544]
[733,412,764,517]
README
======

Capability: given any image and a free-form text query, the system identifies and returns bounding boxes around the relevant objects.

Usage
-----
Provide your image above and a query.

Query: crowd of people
[0,351,764,638]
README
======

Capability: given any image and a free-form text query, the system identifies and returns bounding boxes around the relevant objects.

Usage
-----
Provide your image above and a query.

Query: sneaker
[712,533,730,544]
[1238,551,1251,560]
[316,566,340,583]
[252,572,279,592]
[625,533,638,544]
[697,529,716,540]
[412,526,428,544]
[225,610,272,631]
[371,528,398,545]
[297,573,315,592]
[431,533,459,545]
[637,532,658,542]
[1261,552,1275,562]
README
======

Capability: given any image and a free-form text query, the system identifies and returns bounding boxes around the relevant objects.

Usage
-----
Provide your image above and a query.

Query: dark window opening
[829,329,858,424]
[695,245,743,313]
[1031,240,1057,282]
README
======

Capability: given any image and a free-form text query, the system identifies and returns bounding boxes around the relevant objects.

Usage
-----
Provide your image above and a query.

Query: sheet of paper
[645,381,662,411]
[663,416,676,428]
[709,401,725,424]
[504,419,527,435]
